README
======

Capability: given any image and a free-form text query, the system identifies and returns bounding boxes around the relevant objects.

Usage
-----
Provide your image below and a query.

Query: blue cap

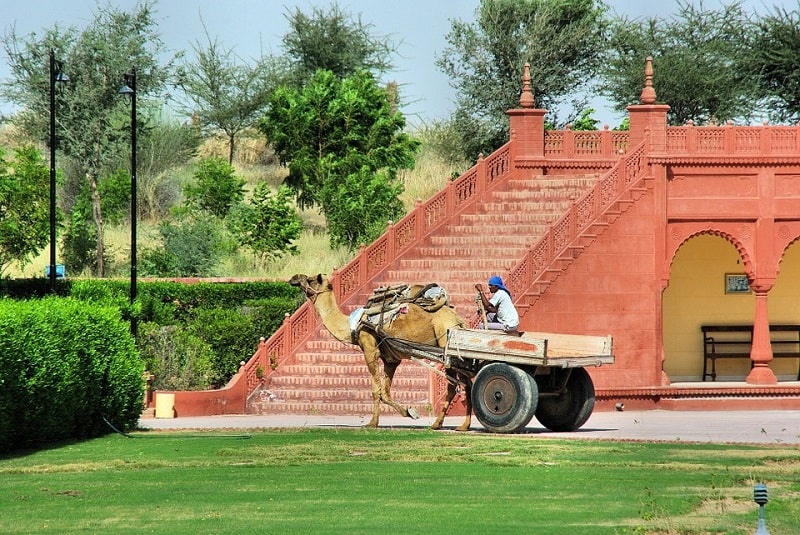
[488,275,511,297]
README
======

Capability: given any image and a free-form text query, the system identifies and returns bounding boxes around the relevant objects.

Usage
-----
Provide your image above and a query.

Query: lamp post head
[119,71,136,96]
[54,59,68,84]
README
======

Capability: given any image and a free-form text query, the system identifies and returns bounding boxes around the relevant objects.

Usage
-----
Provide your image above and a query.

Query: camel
[289,273,473,431]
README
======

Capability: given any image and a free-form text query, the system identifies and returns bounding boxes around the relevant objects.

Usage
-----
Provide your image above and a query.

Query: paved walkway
[139,409,800,445]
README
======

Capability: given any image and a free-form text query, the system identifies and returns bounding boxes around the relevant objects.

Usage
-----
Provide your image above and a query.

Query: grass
[1,429,798,534]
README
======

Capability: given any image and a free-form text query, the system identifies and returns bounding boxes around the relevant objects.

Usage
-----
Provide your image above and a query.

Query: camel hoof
[407,406,419,420]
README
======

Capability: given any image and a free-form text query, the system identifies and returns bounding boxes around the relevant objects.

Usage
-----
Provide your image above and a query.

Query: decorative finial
[519,63,535,108]
[640,56,656,104]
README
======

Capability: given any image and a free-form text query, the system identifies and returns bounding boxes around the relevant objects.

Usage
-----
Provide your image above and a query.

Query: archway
[766,241,800,380]
[663,234,753,382]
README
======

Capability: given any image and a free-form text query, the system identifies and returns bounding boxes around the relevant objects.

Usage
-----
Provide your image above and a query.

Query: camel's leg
[431,374,472,431]
[455,375,472,432]
[363,347,383,428]
[379,360,419,419]
[430,379,456,430]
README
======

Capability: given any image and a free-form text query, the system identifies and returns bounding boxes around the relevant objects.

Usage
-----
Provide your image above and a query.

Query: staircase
[250,174,602,416]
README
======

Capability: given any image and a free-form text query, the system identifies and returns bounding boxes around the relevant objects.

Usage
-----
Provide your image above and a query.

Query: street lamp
[48,48,68,292]
[119,70,137,335]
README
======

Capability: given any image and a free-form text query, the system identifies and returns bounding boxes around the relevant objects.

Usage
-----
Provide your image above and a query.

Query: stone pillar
[627,57,670,152]
[747,285,777,384]
[506,63,547,171]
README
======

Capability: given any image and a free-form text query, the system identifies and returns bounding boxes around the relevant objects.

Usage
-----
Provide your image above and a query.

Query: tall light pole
[48,49,68,292]
[119,70,137,335]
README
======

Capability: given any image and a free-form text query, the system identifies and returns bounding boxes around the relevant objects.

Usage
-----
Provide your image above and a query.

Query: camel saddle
[348,283,452,345]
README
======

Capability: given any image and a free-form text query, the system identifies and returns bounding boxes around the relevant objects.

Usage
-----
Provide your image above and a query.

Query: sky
[0,0,788,127]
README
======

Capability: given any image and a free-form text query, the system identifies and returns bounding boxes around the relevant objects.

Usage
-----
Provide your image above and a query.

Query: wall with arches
[662,233,800,382]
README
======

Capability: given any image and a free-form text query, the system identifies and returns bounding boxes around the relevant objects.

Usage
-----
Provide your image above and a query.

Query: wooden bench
[701,324,800,381]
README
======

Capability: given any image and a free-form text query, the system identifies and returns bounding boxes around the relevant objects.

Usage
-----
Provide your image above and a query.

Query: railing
[506,139,648,301]
[665,123,800,155]
[544,128,629,158]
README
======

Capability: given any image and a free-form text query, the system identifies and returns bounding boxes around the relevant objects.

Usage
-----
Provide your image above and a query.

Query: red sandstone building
[166,59,800,417]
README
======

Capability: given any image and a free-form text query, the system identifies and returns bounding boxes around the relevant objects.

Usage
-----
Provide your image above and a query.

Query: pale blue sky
[0,0,787,126]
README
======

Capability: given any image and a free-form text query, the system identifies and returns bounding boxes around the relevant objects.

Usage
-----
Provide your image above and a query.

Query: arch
[665,223,756,282]
[776,225,800,268]
[662,233,755,382]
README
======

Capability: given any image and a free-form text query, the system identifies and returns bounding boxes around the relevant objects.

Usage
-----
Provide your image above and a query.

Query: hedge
[1,278,304,390]
[0,298,143,453]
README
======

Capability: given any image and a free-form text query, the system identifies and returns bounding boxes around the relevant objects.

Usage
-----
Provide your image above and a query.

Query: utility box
[45,264,66,278]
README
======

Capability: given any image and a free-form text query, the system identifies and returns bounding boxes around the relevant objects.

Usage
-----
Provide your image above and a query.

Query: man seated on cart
[475,275,519,334]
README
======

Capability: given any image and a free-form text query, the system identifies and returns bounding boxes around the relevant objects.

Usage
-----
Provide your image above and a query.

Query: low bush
[0,298,143,453]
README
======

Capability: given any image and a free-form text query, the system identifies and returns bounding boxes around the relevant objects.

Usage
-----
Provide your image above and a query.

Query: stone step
[476,201,574,213]
[396,257,522,270]
[458,213,562,225]
[427,233,543,247]
[269,374,427,391]
[428,225,547,239]
[260,379,429,401]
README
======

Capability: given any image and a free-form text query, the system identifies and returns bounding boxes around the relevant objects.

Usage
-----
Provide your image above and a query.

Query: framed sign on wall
[725,273,750,294]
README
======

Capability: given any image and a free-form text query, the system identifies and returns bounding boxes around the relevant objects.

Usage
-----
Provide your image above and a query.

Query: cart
[384,327,614,433]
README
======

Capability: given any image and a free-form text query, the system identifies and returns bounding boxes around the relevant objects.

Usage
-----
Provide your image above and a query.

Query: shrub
[140,215,226,277]
[0,298,143,453]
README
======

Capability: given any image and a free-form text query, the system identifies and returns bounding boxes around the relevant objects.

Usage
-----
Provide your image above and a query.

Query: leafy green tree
[227,184,302,264]
[436,0,609,159]
[0,146,52,275]
[281,2,397,86]
[259,69,419,251]
[1,0,171,276]
[601,2,759,125]
[184,157,245,219]
[744,6,800,122]
[176,24,287,164]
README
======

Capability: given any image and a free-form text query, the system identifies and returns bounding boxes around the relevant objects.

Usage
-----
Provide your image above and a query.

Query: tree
[281,2,397,86]
[227,184,302,265]
[1,0,172,276]
[176,23,287,164]
[259,69,418,251]
[436,0,609,159]
[601,2,759,126]
[0,146,52,275]
[744,6,800,123]
[184,157,245,219]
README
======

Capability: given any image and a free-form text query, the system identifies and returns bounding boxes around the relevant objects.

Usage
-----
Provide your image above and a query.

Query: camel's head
[289,273,332,300]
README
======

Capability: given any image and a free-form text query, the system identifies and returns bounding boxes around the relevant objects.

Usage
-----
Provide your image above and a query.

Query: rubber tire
[471,362,538,433]
[534,367,595,432]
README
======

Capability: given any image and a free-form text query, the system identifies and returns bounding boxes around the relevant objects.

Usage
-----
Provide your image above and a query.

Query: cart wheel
[534,368,595,432]
[471,362,538,433]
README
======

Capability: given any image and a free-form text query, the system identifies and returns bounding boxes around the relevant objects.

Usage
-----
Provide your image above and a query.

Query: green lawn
[1,428,797,534]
